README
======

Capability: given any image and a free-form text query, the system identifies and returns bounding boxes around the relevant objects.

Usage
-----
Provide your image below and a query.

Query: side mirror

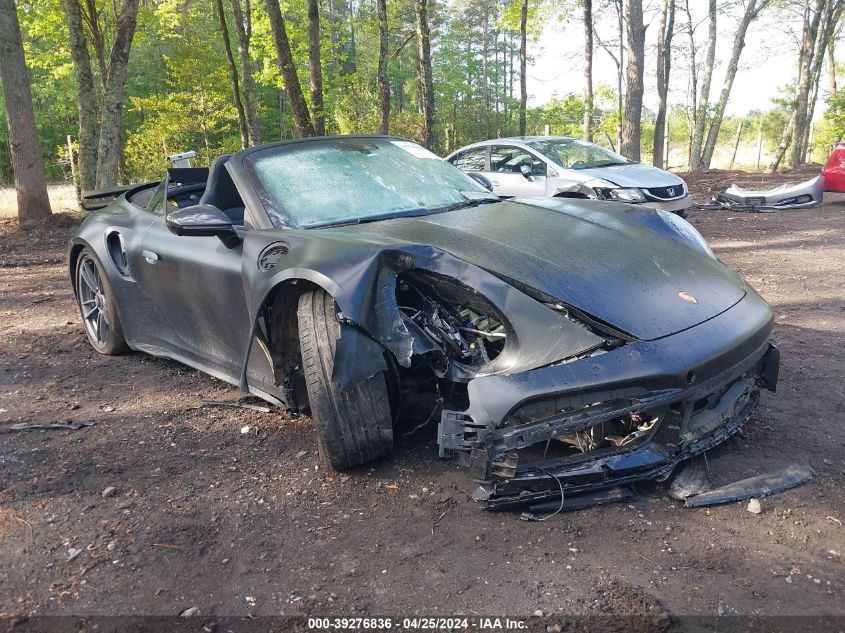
[166,204,240,248]
[467,172,494,191]
[520,164,534,180]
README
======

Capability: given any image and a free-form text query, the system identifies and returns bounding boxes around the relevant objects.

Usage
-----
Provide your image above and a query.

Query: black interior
[200,155,246,225]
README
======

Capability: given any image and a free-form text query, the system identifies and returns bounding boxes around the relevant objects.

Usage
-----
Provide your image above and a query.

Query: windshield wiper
[313,194,500,229]
[434,194,502,213]
[316,207,431,228]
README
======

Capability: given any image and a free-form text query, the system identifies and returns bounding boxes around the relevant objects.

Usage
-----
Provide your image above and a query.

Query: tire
[75,248,127,355]
[297,289,394,470]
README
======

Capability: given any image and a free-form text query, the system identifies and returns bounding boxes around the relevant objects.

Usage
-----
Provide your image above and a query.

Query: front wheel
[75,249,127,355]
[297,289,394,470]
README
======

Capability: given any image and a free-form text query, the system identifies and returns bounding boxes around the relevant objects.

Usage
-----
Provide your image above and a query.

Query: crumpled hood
[330,199,745,341]
[575,162,686,189]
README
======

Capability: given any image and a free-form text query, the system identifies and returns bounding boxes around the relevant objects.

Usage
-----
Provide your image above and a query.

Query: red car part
[822,141,845,192]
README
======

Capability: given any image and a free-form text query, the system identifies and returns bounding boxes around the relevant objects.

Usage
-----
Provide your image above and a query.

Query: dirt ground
[0,169,843,630]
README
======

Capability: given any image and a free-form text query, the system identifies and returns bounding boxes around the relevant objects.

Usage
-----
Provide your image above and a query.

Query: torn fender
[240,229,604,392]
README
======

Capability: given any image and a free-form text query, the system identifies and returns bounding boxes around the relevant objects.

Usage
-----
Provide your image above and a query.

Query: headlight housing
[656,209,715,258]
[588,183,647,203]
[607,187,647,202]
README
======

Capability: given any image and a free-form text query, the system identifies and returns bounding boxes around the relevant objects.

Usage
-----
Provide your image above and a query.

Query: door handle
[142,250,159,264]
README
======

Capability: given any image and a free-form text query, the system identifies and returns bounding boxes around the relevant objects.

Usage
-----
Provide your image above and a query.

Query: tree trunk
[519,0,527,135]
[802,66,821,162]
[620,0,646,161]
[652,0,674,167]
[615,0,623,150]
[683,0,697,164]
[0,0,51,223]
[699,0,768,170]
[482,9,490,135]
[377,0,390,134]
[307,0,326,135]
[827,38,837,95]
[582,0,593,142]
[415,0,435,147]
[95,0,140,189]
[82,0,107,91]
[767,0,826,172]
[493,28,500,131]
[689,0,716,171]
[229,0,260,145]
[215,0,250,148]
[62,0,99,192]
[797,0,843,163]
[792,0,830,166]
[509,32,514,102]
[264,0,316,137]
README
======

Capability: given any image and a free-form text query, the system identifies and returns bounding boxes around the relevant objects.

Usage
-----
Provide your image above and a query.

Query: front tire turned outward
[75,248,127,355]
[297,289,394,470]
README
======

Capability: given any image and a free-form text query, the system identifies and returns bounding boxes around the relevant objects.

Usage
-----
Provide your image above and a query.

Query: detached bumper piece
[684,464,813,508]
[439,343,780,510]
[699,175,824,212]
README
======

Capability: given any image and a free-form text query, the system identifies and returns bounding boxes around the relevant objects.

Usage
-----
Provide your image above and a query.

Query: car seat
[200,155,246,225]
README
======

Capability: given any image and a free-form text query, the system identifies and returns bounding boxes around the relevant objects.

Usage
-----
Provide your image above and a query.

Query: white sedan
[446,136,692,216]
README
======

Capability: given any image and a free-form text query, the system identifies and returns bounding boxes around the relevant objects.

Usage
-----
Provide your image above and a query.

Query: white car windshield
[527,139,630,170]
[245,137,494,229]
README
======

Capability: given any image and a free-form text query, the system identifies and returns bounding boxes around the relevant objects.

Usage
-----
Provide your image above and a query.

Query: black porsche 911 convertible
[69,135,779,508]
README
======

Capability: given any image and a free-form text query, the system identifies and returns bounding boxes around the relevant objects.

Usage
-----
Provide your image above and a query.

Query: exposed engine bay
[396,272,509,380]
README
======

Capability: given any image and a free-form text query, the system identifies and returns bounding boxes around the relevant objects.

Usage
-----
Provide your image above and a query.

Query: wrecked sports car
[69,135,780,509]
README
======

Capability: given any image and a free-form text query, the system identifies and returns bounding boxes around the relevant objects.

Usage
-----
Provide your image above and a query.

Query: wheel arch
[243,271,344,411]
[68,238,93,294]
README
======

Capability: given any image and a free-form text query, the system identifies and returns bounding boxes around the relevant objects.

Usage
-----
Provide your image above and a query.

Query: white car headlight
[657,209,715,258]
[609,188,647,202]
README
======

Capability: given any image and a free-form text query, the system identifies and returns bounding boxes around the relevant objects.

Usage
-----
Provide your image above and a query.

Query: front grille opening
[515,407,668,464]
[645,184,686,200]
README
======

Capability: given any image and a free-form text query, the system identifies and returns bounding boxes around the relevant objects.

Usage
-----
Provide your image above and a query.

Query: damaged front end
[361,261,777,509]
[245,224,779,511]
[411,279,780,510]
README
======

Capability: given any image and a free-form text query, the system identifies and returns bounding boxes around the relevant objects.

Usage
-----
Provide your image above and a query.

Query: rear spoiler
[80,184,144,212]
[81,168,209,212]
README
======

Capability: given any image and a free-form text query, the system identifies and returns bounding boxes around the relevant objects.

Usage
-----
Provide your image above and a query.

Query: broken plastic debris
[3,420,98,432]
[240,425,251,435]
[684,464,813,508]
[471,486,492,502]
[523,486,636,519]
[668,454,711,500]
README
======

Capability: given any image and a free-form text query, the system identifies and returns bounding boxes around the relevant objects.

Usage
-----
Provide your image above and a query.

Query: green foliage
[812,88,845,159]
[2,0,840,183]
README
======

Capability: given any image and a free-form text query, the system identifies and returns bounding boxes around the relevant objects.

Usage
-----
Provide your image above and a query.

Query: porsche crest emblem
[678,291,698,304]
